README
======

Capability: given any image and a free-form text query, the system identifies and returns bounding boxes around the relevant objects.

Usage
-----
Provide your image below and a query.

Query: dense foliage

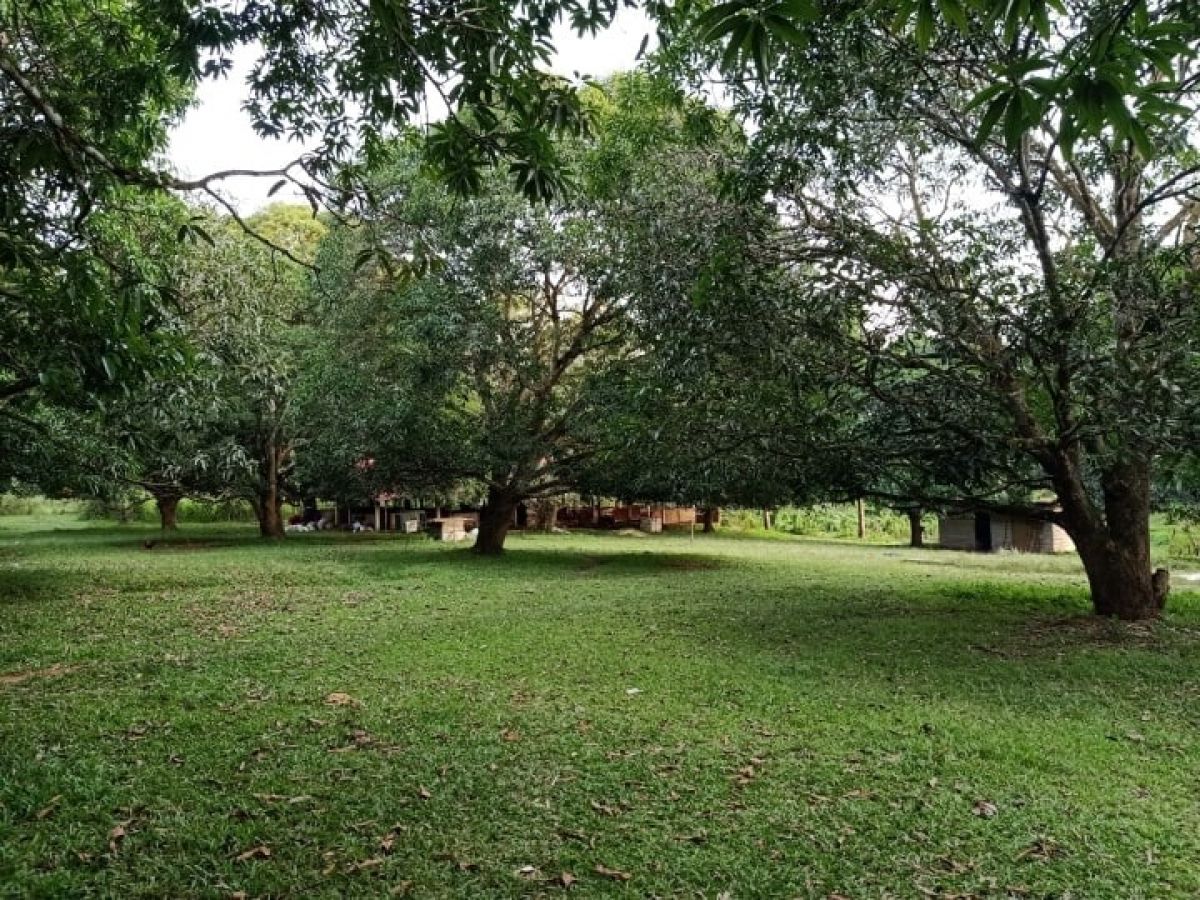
[675,0,1200,619]
[297,77,754,551]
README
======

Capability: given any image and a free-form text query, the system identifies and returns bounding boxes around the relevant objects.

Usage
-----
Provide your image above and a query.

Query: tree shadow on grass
[351,541,733,581]
[0,566,93,606]
[663,572,1200,706]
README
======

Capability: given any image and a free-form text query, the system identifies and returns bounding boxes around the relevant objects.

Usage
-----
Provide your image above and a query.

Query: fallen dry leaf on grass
[324,692,361,708]
[500,728,522,743]
[348,857,385,872]
[380,825,406,854]
[514,865,542,880]
[734,764,758,787]
[235,845,272,863]
[558,871,577,887]
[594,863,631,881]
[1016,837,1066,861]
[972,800,999,818]
[108,823,127,853]
[35,795,62,820]
[0,663,79,688]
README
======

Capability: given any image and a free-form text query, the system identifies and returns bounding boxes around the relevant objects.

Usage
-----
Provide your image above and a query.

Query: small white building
[939,510,1074,554]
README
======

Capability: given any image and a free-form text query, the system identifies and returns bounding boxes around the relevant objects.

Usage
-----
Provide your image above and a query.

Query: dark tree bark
[540,500,559,533]
[156,494,181,531]
[1056,458,1162,620]
[474,485,519,555]
[252,432,287,539]
[907,507,924,548]
[251,491,285,539]
[257,494,285,538]
[701,506,715,533]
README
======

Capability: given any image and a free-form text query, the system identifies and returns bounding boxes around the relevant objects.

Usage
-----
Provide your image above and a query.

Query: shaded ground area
[1,518,1199,897]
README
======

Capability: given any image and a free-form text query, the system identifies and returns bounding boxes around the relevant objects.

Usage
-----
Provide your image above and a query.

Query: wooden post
[856,498,867,540]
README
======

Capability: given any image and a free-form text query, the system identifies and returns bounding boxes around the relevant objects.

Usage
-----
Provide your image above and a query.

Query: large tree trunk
[253,489,285,539]
[701,506,715,533]
[474,486,519,555]
[156,494,181,531]
[253,432,287,539]
[1057,459,1164,620]
[907,507,923,548]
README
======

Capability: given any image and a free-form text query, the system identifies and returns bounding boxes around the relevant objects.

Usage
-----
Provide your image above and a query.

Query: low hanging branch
[0,46,324,270]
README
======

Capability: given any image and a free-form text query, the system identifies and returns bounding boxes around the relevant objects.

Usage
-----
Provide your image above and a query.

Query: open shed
[939,510,1074,554]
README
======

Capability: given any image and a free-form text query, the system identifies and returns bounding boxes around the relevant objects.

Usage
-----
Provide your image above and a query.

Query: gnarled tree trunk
[156,493,181,531]
[1056,458,1164,620]
[475,485,519,555]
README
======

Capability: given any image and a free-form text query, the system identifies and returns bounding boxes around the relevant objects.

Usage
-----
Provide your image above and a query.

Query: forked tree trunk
[1057,459,1164,621]
[475,486,519,555]
[907,507,924,548]
[156,494,181,531]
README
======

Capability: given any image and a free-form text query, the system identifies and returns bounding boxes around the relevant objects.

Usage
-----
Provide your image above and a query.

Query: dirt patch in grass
[0,662,80,688]
[1026,614,1159,646]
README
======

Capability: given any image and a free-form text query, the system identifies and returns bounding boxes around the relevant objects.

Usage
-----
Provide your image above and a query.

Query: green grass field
[2,518,1199,898]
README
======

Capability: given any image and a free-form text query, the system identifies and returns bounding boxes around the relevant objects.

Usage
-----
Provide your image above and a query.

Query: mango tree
[687,0,1200,619]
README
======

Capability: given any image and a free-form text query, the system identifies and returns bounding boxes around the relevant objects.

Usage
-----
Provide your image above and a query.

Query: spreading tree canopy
[680,0,1200,619]
[1,0,672,474]
[299,76,753,552]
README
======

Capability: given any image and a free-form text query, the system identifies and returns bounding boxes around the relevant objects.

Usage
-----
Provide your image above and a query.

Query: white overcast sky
[167,10,654,213]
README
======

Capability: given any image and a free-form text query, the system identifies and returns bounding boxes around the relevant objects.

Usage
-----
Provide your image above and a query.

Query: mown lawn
[2,518,1199,898]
